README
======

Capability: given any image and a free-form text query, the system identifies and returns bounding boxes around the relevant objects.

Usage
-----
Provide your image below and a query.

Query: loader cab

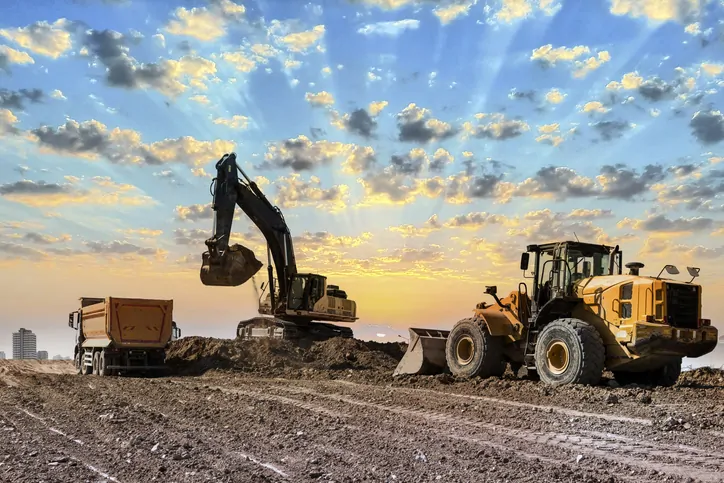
[522,241,622,308]
[287,273,326,312]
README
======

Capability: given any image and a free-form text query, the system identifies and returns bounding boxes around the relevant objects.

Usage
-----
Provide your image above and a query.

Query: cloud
[463,113,530,140]
[653,168,724,210]
[293,231,373,252]
[429,148,454,172]
[640,237,724,261]
[433,1,475,24]
[305,91,335,107]
[220,44,280,73]
[0,177,153,207]
[50,89,66,100]
[0,19,73,59]
[28,118,234,167]
[690,109,724,145]
[530,44,611,78]
[609,0,708,24]
[81,29,218,96]
[508,89,536,102]
[0,88,44,110]
[0,109,20,135]
[120,228,163,237]
[0,45,35,73]
[275,174,349,212]
[389,148,429,176]
[494,0,562,23]
[388,214,442,238]
[368,101,388,116]
[173,227,209,245]
[507,209,627,246]
[84,240,166,258]
[21,232,72,244]
[269,21,326,54]
[175,203,213,221]
[213,115,250,129]
[545,88,566,104]
[581,101,608,113]
[260,135,374,173]
[331,108,378,139]
[164,0,247,41]
[396,103,456,143]
[357,19,420,36]
[590,119,634,141]
[618,214,717,234]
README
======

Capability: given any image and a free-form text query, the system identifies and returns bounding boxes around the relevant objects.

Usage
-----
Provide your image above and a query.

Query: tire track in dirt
[255,383,724,482]
[1,382,291,482]
[1,407,122,482]
[169,380,629,482]
[185,380,668,482]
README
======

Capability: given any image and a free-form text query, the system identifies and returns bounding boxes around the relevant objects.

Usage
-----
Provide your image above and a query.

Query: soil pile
[0,360,75,387]
[165,336,406,376]
[679,366,724,387]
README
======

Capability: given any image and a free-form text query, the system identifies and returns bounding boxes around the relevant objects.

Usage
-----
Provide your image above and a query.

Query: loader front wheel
[445,318,506,379]
[535,318,605,386]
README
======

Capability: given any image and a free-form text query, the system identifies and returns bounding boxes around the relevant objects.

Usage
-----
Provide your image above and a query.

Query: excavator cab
[287,274,325,311]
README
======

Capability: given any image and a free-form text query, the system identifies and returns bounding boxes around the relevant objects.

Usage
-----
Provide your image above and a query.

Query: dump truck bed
[80,297,173,350]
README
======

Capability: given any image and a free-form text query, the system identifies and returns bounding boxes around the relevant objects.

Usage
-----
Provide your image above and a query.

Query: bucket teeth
[200,243,264,287]
[393,328,451,376]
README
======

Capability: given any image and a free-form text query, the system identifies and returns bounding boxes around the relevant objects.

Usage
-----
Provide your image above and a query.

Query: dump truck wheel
[92,351,100,376]
[82,350,93,375]
[445,318,506,379]
[74,351,83,375]
[99,351,111,377]
[534,318,605,386]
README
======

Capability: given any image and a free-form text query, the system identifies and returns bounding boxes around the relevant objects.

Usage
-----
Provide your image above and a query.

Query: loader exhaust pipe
[200,243,264,287]
[392,328,450,377]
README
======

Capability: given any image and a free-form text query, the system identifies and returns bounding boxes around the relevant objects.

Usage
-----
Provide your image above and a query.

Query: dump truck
[394,240,718,387]
[68,297,180,376]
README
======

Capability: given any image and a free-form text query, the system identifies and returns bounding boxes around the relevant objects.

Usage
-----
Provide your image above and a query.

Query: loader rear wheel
[445,318,506,379]
[535,318,605,386]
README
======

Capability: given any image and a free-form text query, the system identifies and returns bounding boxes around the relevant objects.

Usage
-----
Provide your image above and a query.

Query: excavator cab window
[288,276,306,310]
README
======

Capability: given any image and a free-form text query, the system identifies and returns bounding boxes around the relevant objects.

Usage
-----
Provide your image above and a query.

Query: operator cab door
[287,274,325,311]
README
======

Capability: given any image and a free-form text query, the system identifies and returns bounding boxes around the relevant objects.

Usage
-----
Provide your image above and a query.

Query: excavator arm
[200,153,297,309]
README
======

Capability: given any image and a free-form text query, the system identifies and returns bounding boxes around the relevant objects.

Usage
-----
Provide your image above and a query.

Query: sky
[0,0,724,363]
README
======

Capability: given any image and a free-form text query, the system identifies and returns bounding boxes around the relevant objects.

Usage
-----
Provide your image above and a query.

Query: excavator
[199,152,358,341]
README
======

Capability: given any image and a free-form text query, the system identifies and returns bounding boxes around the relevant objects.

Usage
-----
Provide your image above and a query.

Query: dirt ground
[2,337,724,483]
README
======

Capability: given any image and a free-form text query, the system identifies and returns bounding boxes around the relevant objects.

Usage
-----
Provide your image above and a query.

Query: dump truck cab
[394,239,718,387]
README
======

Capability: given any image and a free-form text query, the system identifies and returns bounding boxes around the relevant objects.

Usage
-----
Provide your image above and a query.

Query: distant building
[12,328,37,360]
[37,351,48,360]
[0,351,5,360]
[52,355,64,361]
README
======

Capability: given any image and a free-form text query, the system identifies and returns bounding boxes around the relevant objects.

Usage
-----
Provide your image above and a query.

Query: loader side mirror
[68,312,74,328]
[520,253,529,271]
[665,264,679,275]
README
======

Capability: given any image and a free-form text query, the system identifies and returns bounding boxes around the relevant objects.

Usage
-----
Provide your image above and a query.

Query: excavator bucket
[200,243,264,286]
[393,328,451,377]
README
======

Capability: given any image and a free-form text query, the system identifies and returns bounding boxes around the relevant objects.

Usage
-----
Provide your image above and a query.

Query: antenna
[573,232,580,242]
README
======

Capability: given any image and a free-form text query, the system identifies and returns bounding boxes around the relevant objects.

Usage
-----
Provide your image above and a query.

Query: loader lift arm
[200,152,357,340]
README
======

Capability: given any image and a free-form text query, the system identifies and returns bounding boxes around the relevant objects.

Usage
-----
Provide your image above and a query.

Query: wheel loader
[394,240,719,387]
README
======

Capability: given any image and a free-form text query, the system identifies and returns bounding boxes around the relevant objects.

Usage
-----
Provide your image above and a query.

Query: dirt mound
[0,360,75,387]
[679,366,724,387]
[165,336,406,376]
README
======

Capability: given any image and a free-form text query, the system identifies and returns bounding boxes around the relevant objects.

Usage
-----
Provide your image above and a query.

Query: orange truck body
[79,297,174,350]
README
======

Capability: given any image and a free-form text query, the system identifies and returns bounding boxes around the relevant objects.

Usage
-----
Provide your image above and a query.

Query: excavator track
[237,316,353,342]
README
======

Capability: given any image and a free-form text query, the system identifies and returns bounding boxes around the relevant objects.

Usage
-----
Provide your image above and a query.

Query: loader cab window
[565,249,610,284]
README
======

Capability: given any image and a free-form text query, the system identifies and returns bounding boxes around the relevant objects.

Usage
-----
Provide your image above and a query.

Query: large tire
[74,351,83,375]
[614,358,682,387]
[445,318,506,378]
[92,351,100,376]
[534,318,605,386]
[99,351,111,377]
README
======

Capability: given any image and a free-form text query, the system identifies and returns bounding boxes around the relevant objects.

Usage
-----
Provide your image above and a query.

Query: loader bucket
[200,243,264,286]
[393,328,451,377]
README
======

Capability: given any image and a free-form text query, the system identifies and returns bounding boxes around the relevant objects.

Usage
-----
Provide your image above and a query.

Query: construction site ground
[2,337,724,483]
